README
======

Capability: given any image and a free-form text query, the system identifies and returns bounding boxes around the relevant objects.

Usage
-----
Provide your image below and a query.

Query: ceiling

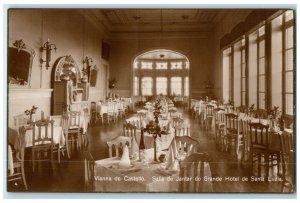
[90,9,235,33]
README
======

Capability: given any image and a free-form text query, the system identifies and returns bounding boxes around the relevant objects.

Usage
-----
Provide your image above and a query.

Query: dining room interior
[6,8,295,194]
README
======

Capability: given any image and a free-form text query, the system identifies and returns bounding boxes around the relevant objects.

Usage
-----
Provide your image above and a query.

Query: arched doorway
[132,49,190,98]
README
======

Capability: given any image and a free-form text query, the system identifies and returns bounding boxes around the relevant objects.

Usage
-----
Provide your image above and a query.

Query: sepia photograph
[5,5,296,195]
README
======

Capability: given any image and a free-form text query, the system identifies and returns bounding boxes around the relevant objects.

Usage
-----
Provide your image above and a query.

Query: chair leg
[21,163,28,190]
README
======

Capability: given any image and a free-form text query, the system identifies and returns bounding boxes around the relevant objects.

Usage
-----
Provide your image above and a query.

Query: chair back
[172,117,184,128]
[174,125,190,137]
[66,111,81,129]
[279,130,294,177]
[225,113,239,131]
[49,115,62,126]
[32,119,54,148]
[179,153,213,192]
[107,136,132,157]
[14,113,29,129]
[123,122,137,138]
[205,104,214,118]
[174,136,199,158]
[83,151,95,191]
[214,108,225,125]
[249,122,269,149]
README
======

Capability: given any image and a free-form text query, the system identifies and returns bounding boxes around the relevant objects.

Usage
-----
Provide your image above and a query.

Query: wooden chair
[65,111,82,151]
[204,104,215,130]
[83,150,95,192]
[249,122,281,180]
[214,109,226,149]
[178,153,213,192]
[278,130,294,192]
[224,113,245,158]
[90,101,98,126]
[49,115,70,160]
[7,127,28,190]
[117,101,126,119]
[31,119,57,172]
[174,136,199,159]
[107,136,132,157]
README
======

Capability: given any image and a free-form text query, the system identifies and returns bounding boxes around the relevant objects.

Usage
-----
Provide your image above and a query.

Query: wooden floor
[8,107,285,193]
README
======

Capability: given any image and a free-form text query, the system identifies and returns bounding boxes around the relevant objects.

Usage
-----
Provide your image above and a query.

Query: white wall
[8,9,108,127]
[108,33,214,99]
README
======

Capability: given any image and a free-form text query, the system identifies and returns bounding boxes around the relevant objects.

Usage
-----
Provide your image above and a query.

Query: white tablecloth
[94,156,179,192]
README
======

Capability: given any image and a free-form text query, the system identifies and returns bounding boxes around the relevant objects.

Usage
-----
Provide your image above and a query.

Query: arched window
[133,49,189,97]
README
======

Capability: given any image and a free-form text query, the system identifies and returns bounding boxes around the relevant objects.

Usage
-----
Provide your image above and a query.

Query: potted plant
[109,77,117,89]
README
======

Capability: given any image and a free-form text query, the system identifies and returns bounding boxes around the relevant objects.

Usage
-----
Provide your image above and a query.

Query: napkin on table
[119,145,131,168]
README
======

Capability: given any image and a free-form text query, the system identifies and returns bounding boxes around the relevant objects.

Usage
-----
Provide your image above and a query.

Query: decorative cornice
[109,31,211,40]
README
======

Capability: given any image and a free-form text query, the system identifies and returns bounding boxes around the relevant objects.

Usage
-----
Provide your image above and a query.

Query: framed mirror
[53,55,82,85]
[8,39,35,87]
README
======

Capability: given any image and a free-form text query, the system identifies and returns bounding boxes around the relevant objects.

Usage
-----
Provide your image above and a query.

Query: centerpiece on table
[268,106,284,131]
[24,105,38,124]
[144,98,168,163]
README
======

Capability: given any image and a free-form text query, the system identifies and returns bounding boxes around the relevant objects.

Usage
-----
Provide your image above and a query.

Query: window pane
[156,62,168,69]
[259,26,265,36]
[286,49,294,71]
[285,94,294,115]
[242,92,246,106]
[171,77,182,96]
[259,75,265,92]
[259,58,265,74]
[185,61,190,69]
[184,77,189,96]
[156,77,167,95]
[259,93,265,109]
[242,78,246,91]
[259,40,265,58]
[133,61,139,69]
[134,77,139,96]
[141,77,153,96]
[241,63,246,77]
[285,10,294,22]
[242,49,245,64]
[286,26,294,49]
[171,62,183,69]
[141,62,153,69]
[285,71,294,93]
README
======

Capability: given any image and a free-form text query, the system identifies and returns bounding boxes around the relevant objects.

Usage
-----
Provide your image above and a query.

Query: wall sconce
[40,39,57,70]
[82,56,93,82]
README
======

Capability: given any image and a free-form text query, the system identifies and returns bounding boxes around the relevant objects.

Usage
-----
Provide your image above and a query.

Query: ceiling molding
[78,10,110,38]
[109,31,211,40]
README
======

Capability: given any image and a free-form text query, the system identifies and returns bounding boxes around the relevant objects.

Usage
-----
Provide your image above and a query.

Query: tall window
[233,40,242,107]
[184,77,189,96]
[241,39,246,106]
[141,77,153,96]
[258,26,266,109]
[134,77,139,96]
[133,49,189,97]
[171,77,182,96]
[156,77,167,95]
[222,48,232,102]
[284,11,294,115]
